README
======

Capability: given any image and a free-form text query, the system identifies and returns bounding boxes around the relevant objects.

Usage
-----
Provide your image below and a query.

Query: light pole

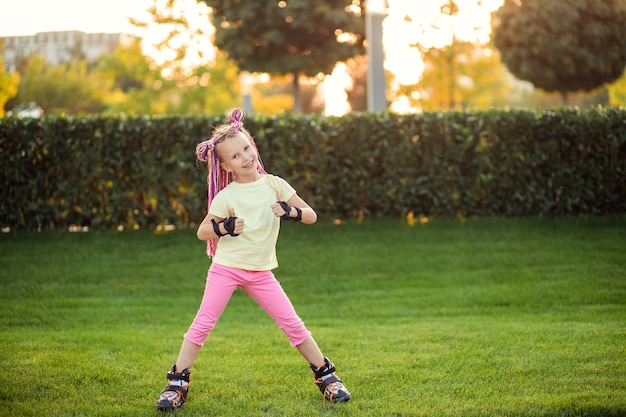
[366,0,387,112]
[240,71,253,114]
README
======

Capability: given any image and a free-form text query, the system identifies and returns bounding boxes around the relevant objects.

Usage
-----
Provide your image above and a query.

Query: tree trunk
[292,72,301,114]
[561,90,569,106]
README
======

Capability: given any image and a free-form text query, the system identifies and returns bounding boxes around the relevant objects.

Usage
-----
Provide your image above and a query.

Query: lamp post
[240,71,253,114]
[366,0,387,112]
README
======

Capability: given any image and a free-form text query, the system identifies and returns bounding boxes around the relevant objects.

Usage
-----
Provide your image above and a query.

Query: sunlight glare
[383,0,504,113]
[384,0,504,82]
[133,0,215,75]
[324,63,353,116]
[324,0,504,115]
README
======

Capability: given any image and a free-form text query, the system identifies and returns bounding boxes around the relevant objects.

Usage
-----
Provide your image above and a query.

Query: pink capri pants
[184,262,312,347]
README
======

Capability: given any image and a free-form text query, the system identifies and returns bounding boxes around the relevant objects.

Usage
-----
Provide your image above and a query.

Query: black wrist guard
[211,217,239,236]
[211,219,225,237]
[278,201,302,221]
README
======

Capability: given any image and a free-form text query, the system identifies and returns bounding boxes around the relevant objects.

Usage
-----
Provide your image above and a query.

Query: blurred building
[1,31,133,71]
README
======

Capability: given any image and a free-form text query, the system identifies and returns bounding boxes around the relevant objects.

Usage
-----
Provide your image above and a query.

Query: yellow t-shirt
[209,174,296,271]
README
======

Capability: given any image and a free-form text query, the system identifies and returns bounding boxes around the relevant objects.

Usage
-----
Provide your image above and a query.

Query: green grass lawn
[1,217,624,417]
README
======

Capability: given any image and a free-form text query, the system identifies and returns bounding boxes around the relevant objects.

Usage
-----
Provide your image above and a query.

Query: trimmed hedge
[1,108,625,231]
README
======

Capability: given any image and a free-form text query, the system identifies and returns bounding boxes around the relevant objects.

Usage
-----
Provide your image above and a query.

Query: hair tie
[228,108,245,134]
[196,139,216,162]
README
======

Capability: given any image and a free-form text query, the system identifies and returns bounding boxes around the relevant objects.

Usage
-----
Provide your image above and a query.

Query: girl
[156,108,351,411]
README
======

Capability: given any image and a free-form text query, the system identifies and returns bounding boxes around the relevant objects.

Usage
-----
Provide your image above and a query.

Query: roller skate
[310,357,351,403]
[156,365,191,411]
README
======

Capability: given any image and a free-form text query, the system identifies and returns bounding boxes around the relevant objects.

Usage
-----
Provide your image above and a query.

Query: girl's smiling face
[216,132,260,182]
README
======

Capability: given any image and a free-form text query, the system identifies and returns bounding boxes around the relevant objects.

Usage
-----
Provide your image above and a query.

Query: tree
[0,50,20,116]
[8,39,240,117]
[129,0,215,80]
[15,56,110,115]
[96,38,152,94]
[492,0,626,104]
[98,41,240,116]
[608,72,626,106]
[172,51,241,115]
[383,0,500,112]
[419,42,514,111]
[344,54,367,112]
[202,0,365,113]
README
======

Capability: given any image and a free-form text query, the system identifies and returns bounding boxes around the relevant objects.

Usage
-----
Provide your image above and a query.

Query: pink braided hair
[195,108,266,256]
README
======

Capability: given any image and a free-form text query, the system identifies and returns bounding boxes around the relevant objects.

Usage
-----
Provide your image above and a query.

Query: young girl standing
[156,108,351,411]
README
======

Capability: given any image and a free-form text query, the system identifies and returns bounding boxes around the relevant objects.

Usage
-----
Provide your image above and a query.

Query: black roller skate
[310,357,351,403]
[156,365,191,411]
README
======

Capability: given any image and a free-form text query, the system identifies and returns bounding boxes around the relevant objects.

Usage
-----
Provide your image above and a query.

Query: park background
[1,0,626,117]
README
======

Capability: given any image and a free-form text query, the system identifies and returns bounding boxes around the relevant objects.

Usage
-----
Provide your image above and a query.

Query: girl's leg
[296,336,325,368]
[243,271,351,403]
[175,339,203,371]
[183,264,240,350]
[157,264,239,411]
[242,271,312,350]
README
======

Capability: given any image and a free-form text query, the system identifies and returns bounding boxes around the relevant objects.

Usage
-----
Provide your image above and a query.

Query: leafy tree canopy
[493,0,626,95]
[419,42,513,111]
[8,40,240,117]
[201,0,365,77]
[15,56,110,115]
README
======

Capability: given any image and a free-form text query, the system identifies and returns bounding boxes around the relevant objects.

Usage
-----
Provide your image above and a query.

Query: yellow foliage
[609,72,626,107]
[406,211,415,226]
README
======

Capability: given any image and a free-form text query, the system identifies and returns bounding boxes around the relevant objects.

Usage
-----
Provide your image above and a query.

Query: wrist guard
[211,217,239,236]
[278,201,302,221]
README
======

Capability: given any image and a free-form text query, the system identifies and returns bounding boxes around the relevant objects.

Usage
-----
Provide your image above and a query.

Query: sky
[0,0,503,47]
[0,0,154,37]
